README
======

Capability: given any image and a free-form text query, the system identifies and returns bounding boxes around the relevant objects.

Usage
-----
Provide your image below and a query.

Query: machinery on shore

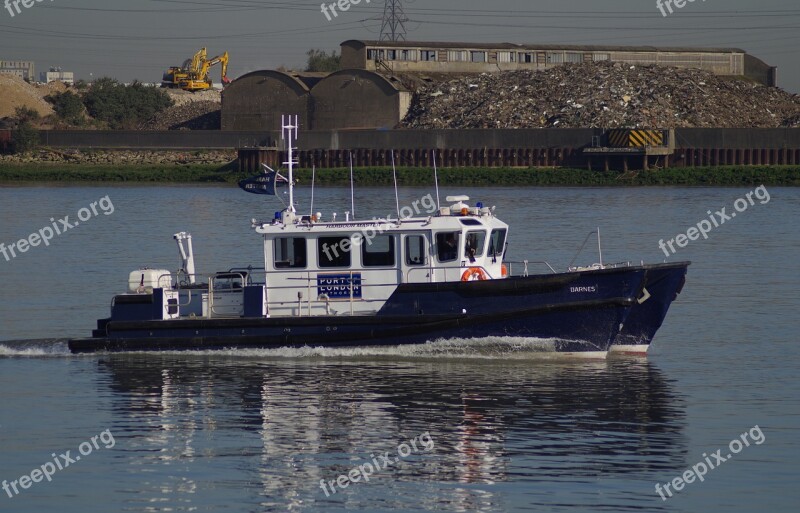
[162,48,231,92]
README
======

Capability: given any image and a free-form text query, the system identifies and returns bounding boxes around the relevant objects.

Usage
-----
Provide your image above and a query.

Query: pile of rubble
[0,148,235,164]
[143,89,221,129]
[163,88,221,108]
[142,100,221,130]
[402,62,800,129]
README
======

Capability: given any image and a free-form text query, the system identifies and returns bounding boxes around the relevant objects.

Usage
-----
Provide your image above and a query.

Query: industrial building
[0,60,35,81]
[310,69,411,130]
[221,70,323,131]
[40,67,75,85]
[340,40,777,86]
[222,69,411,131]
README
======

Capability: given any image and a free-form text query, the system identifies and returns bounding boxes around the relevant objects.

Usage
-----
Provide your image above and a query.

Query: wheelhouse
[253,196,509,317]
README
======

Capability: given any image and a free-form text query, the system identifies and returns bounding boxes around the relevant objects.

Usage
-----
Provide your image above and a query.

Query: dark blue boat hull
[68,264,688,354]
[612,262,689,353]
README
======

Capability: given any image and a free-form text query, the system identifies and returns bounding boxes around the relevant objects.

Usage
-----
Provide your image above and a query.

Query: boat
[68,117,689,356]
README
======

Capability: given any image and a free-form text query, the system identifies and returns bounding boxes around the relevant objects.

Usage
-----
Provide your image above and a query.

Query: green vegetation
[46,91,86,126]
[10,123,40,154]
[13,106,40,124]
[81,78,173,129]
[1,163,799,186]
[305,49,341,72]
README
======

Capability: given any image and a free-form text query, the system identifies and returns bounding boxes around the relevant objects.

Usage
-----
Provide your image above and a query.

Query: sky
[1,0,798,92]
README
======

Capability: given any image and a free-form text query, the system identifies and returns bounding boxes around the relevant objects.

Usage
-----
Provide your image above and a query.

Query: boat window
[405,235,427,266]
[465,231,487,263]
[362,235,395,267]
[318,236,351,268]
[459,219,482,226]
[436,231,460,262]
[274,237,307,269]
[488,229,507,258]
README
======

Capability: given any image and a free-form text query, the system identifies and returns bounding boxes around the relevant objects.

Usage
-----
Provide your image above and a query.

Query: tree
[305,49,341,72]
[11,122,39,154]
[46,91,85,126]
[82,77,173,129]
[13,106,39,123]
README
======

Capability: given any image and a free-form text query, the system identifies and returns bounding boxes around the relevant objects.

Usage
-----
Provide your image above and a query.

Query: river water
[0,184,798,512]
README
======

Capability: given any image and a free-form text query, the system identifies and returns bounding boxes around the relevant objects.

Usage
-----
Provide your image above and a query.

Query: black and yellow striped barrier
[607,129,666,147]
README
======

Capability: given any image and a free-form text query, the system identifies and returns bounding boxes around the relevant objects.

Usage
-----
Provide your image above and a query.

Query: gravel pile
[0,148,235,164]
[142,100,221,130]
[163,88,221,108]
[402,62,800,129]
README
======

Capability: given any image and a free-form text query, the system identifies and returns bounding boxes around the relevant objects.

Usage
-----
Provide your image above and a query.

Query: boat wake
[0,339,72,357]
[1,337,607,360]
[135,336,608,360]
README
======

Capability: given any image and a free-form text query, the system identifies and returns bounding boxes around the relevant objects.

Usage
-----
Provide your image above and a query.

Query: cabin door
[400,232,431,283]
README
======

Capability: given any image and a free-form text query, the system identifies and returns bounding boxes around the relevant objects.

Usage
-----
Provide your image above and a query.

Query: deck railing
[158,257,623,319]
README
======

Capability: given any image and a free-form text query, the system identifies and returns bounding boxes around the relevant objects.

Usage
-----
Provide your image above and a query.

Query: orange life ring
[461,267,488,282]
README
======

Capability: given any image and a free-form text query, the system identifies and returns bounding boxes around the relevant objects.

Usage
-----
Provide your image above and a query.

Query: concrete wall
[299,128,600,150]
[340,41,367,69]
[221,70,311,131]
[744,54,778,87]
[38,130,277,149]
[34,128,800,152]
[676,129,800,149]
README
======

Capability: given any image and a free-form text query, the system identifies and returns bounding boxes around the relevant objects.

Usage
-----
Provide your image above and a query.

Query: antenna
[597,227,603,267]
[310,163,316,217]
[432,150,441,211]
[391,150,400,220]
[281,114,299,213]
[380,0,408,42]
[349,152,355,219]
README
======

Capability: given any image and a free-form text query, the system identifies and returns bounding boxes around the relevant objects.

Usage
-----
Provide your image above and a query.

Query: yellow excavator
[162,48,231,92]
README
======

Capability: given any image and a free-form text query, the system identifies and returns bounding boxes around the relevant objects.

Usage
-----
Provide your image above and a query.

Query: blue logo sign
[317,274,362,299]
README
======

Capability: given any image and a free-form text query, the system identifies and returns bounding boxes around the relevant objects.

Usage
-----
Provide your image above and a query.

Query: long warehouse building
[340,40,777,86]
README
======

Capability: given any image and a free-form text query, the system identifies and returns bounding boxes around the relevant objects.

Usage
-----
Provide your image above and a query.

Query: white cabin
[252,196,509,317]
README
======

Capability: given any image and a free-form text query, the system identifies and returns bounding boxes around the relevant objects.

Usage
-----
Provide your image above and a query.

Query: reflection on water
[95,354,686,511]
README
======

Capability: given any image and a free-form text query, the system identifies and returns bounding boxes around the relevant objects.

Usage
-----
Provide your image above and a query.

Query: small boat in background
[69,117,688,356]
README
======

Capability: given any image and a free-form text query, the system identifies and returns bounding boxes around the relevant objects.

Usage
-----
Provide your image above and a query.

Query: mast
[282,114,298,213]
[349,152,355,219]
[432,150,441,211]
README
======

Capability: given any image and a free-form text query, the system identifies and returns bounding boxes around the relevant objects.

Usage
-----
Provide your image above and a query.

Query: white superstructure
[240,117,510,317]
[253,200,509,317]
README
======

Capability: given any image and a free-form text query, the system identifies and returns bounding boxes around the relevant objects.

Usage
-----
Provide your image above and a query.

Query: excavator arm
[188,48,207,74]
[200,51,230,86]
